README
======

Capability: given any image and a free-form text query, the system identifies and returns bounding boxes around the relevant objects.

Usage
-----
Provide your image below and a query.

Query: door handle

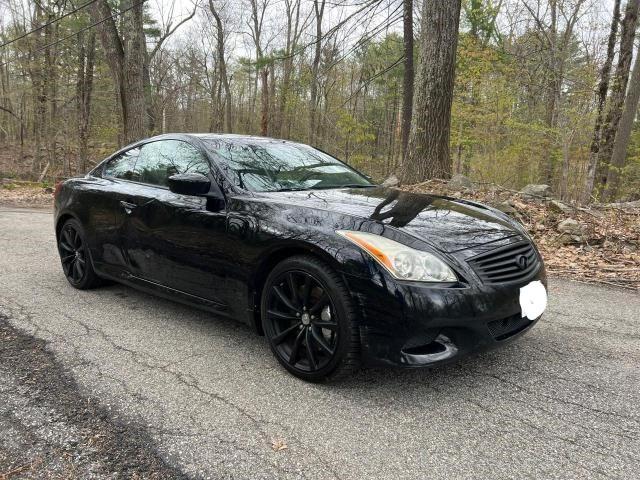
[119,200,137,214]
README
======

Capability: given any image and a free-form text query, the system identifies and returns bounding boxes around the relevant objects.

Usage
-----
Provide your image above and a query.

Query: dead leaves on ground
[271,438,288,452]
[0,183,53,208]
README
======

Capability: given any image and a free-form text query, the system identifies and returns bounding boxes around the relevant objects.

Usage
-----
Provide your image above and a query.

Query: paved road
[1,207,639,479]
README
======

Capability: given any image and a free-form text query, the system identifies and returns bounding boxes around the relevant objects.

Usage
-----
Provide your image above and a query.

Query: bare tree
[582,0,621,203]
[603,44,640,200]
[247,0,271,136]
[401,0,462,182]
[522,0,587,185]
[209,0,233,132]
[76,30,95,175]
[145,2,198,132]
[309,0,326,144]
[277,0,305,137]
[594,0,640,196]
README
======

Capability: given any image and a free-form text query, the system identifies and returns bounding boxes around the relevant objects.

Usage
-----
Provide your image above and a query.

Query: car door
[87,146,142,277]
[122,139,231,310]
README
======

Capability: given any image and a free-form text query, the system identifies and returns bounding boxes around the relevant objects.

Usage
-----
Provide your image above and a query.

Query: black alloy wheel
[57,219,101,289]
[261,256,360,382]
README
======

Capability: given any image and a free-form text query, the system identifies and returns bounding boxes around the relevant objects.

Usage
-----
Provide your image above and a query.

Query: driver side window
[134,140,211,187]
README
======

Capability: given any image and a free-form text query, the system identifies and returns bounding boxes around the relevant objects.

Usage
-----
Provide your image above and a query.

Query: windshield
[203,139,375,192]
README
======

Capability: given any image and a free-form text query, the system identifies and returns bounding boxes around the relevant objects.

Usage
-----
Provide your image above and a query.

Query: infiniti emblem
[515,254,528,270]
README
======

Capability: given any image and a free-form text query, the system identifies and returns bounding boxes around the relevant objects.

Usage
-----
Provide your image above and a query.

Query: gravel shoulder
[1,207,639,479]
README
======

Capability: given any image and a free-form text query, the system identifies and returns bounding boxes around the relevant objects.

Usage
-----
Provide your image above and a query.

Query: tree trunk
[209,0,232,132]
[541,0,558,185]
[90,0,146,146]
[122,1,146,144]
[31,3,46,175]
[594,0,640,196]
[44,18,57,175]
[76,30,95,175]
[260,66,269,136]
[560,129,576,200]
[582,0,621,203]
[400,0,462,182]
[278,0,301,137]
[603,45,640,201]
[309,0,326,144]
[142,50,154,134]
[400,0,413,163]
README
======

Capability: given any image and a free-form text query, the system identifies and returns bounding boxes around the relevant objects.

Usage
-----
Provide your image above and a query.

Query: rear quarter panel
[55,176,118,266]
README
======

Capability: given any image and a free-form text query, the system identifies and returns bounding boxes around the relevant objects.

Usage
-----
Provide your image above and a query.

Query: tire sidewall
[58,218,94,289]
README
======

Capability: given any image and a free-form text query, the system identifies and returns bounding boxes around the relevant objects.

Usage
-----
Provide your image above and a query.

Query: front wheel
[261,255,361,382]
[57,218,102,290]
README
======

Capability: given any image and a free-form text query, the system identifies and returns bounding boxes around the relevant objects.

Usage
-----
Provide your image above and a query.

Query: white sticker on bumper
[519,280,547,320]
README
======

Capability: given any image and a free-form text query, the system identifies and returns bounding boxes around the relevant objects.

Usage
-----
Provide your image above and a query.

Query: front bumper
[344,266,547,368]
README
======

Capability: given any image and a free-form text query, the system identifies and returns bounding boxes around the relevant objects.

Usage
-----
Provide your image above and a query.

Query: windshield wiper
[272,187,309,192]
[309,184,377,190]
[272,184,377,192]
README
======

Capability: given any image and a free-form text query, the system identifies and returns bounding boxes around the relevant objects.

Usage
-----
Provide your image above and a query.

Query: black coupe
[54,134,547,381]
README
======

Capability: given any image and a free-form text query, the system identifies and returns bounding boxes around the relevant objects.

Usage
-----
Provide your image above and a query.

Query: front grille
[468,240,540,284]
[487,314,532,341]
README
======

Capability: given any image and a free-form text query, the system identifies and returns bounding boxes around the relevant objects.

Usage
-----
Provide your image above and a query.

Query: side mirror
[168,173,211,196]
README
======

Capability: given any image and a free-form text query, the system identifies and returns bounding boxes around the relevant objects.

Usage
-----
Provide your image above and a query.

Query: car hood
[257,187,522,253]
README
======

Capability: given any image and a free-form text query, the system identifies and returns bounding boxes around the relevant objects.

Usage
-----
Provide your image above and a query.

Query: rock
[381,175,399,187]
[557,218,584,236]
[548,199,571,214]
[558,218,602,245]
[556,218,588,245]
[520,184,552,199]
[603,200,640,209]
[557,233,583,246]
[43,187,53,194]
[448,174,473,190]
[495,201,518,215]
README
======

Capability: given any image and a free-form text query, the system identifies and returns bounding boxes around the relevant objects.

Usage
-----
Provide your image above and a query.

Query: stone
[520,184,552,198]
[448,174,473,190]
[548,199,571,214]
[557,218,584,236]
[603,200,640,209]
[381,175,399,187]
[557,233,583,246]
[495,201,518,215]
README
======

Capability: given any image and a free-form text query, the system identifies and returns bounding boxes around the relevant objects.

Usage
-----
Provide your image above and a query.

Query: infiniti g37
[54,134,547,381]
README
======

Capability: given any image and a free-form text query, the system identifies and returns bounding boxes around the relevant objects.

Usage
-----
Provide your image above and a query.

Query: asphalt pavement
[0,207,638,479]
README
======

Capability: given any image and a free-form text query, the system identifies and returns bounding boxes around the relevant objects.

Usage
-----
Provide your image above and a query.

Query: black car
[54,134,547,381]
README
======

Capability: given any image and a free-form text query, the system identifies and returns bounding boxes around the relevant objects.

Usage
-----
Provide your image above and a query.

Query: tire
[261,255,361,382]
[57,218,103,290]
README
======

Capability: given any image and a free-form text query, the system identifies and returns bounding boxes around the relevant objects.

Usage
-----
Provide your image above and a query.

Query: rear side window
[103,147,140,180]
[134,140,210,187]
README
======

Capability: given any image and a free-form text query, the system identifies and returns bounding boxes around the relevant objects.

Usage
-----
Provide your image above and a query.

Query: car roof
[184,133,307,147]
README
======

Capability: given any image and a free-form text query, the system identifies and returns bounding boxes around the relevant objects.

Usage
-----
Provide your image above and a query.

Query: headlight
[336,231,457,282]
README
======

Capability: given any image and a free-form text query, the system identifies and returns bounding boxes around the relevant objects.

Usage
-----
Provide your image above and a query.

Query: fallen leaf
[271,438,288,452]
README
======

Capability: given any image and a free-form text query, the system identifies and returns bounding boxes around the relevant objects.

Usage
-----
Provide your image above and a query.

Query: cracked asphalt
[1,207,639,479]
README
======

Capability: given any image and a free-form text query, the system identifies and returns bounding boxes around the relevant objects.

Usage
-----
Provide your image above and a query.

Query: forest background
[1,0,639,204]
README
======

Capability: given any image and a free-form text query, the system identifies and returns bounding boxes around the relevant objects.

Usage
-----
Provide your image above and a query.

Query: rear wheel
[57,219,102,289]
[261,255,360,382]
